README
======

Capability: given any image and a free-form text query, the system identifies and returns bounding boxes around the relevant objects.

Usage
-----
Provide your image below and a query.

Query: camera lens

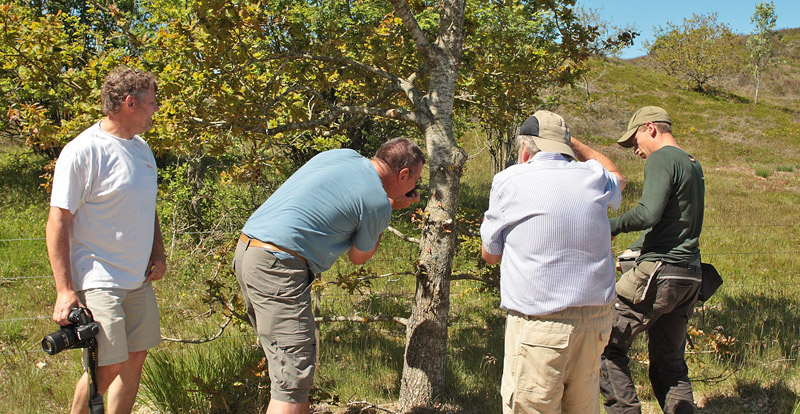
[41,329,75,355]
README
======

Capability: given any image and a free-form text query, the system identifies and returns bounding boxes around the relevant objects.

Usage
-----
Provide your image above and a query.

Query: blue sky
[576,0,800,59]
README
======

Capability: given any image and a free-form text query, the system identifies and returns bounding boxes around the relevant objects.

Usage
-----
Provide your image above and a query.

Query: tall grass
[140,337,269,413]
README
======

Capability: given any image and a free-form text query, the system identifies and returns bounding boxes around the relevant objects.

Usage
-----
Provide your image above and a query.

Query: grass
[140,337,270,413]
[3,34,800,413]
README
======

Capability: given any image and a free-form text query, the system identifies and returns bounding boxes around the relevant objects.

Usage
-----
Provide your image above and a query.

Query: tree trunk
[397,2,466,410]
[754,66,761,104]
[399,121,467,411]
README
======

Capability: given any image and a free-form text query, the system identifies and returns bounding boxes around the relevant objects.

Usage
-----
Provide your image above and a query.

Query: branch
[455,222,478,238]
[315,315,408,326]
[385,225,421,244]
[347,401,398,414]
[275,54,428,122]
[336,105,420,123]
[318,88,397,137]
[276,53,402,86]
[161,315,233,344]
[324,271,414,287]
[449,273,499,288]
[388,0,432,55]
[212,293,251,324]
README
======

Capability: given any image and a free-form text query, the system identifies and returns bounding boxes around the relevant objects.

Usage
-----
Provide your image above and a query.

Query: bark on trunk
[398,126,467,411]
[395,1,466,411]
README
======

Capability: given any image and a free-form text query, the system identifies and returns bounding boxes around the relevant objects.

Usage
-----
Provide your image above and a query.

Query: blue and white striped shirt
[481,152,622,316]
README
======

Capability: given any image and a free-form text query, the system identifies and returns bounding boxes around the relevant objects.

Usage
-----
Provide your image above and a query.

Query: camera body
[42,307,100,355]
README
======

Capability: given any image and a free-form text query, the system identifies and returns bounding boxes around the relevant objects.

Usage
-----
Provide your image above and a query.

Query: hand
[390,189,421,210]
[53,291,81,326]
[144,256,166,283]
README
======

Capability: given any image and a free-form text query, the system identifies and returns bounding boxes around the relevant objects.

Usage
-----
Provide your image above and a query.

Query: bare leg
[106,351,148,414]
[266,400,310,414]
[69,351,146,414]
[70,361,123,414]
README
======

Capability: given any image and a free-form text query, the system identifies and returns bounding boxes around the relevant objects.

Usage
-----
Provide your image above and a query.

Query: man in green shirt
[600,106,705,414]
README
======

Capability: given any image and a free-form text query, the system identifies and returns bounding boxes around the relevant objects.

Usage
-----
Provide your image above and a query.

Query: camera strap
[83,338,104,414]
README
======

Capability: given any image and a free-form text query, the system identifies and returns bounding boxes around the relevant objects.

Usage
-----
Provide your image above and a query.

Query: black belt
[663,262,700,272]
[659,261,702,282]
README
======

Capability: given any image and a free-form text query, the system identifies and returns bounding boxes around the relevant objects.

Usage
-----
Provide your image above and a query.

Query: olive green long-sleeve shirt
[610,146,705,264]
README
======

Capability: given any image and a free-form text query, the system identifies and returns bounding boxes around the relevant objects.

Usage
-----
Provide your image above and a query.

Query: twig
[690,366,739,384]
[385,226,421,244]
[161,315,233,344]
[455,222,478,238]
[211,292,250,324]
[450,273,499,288]
[315,315,408,326]
[323,272,414,287]
[346,401,398,414]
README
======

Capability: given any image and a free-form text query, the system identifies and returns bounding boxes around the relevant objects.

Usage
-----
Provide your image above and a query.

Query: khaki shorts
[78,282,161,366]
[233,239,317,403]
[502,304,612,414]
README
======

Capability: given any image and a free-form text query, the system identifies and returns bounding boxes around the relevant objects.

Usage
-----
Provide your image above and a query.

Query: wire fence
[2,225,800,356]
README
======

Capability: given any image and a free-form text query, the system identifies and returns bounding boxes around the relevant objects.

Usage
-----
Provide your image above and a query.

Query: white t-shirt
[50,121,158,290]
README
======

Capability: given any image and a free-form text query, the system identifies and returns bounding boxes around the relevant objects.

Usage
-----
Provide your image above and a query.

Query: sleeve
[351,201,391,253]
[627,229,649,251]
[49,143,91,215]
[588,159,622,211]
[480,177,506,256]
[609,151,673,235]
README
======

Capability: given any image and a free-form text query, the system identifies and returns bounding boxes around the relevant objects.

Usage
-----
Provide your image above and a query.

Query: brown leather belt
[239,233,307,264]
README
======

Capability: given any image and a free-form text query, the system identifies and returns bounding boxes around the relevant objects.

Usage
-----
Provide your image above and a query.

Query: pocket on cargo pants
[616,261,661,304]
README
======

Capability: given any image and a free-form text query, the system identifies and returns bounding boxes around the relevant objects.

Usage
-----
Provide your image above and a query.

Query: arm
[389,189,421,210]
[348,232,383,265]
[46,206,80,325]
[610,153,672,235]
[480,178,505,265]
[571,137,627,192]
[481,244,501,265]
[144,214,166,282]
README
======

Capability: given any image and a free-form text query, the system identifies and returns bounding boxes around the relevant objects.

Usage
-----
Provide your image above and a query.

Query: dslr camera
[42,307,100,355]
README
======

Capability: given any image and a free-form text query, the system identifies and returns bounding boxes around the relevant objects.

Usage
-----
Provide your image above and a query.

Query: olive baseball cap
[519,110,575,159]
[617,106,672,148]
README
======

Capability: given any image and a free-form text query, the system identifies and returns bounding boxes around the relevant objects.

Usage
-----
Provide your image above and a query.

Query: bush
[647,13,741,92]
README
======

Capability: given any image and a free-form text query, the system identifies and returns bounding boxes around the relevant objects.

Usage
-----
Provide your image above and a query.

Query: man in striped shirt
[481,110,626,414]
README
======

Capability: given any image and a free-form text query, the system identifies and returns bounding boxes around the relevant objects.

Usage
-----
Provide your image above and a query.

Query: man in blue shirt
[481,110,626,414]
[234,138,424,414]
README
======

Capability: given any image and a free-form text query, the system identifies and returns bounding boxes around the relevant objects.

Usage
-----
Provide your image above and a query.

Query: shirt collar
[530,151,572,163]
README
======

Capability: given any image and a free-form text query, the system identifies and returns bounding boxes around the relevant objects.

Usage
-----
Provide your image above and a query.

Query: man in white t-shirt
[46,66,164,414]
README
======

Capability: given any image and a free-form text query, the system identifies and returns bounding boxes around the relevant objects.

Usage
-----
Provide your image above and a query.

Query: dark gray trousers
[600,261,702,414]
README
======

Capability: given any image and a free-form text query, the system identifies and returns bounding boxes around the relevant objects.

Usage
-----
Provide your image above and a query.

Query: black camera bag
[698,263,723,302]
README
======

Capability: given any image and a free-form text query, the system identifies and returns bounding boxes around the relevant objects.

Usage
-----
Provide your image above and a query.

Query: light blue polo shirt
[242,149,392,274]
